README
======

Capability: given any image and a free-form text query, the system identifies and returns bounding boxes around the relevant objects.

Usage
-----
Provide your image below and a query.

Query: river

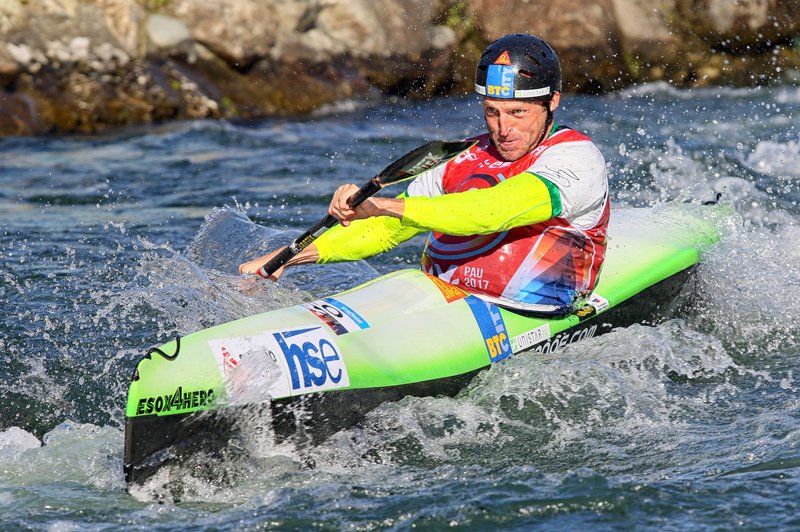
[2,84,800,529]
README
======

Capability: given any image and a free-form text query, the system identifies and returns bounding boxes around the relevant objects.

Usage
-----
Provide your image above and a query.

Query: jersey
[405,126,609,314]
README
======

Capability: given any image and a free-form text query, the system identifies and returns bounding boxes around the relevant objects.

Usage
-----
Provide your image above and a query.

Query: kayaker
[240,34,610,315]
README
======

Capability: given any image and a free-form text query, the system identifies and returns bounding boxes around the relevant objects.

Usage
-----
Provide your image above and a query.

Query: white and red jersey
[406,126,610,313]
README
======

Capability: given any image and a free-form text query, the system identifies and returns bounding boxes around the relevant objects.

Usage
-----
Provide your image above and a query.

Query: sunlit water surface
[2,85,800,529]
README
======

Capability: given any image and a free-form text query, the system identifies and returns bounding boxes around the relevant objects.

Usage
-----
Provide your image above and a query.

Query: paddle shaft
[257,178,380,277]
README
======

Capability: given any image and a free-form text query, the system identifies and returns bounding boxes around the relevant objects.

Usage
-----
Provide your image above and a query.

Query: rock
[0,0,25,35]
[95,0,144,57]
[0,45,20,86]
[146,14,191,50]
[470,0,800,91]
[674,0,800,50]
[288,0,456,97]
[0,91,41,136]
[170,0,278,68]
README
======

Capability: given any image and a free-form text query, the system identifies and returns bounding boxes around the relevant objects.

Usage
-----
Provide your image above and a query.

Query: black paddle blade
[376,140,476,185]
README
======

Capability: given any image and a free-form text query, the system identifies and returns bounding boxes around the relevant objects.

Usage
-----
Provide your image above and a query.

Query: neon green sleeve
[401,172,562,235]
[314,195,425,263]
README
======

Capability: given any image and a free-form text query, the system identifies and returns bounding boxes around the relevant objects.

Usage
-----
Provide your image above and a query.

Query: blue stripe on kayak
[464,295,512,363]
[322,297,370,329]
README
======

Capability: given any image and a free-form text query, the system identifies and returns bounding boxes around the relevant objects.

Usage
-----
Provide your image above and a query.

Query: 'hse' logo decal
[272,326,349,393]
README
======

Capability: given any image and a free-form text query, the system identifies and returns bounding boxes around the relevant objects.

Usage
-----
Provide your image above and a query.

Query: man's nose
[497,113,512,136]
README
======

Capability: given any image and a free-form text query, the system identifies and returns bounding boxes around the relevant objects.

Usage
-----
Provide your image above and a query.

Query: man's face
[482,93,560,161]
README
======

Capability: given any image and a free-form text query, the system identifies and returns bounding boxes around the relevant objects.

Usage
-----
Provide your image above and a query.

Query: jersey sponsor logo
[425,273,469,303]
[135,386,215,415]
[454,150,479,164]
[465,295,512,363]
[272,326,349,393]
[462,266,490,291]
[530,145,549,158]
[486,64,515,98]
[510,324,551,352]
[478,159,512,169]
[303,298,369,335]
[494,50,511,65]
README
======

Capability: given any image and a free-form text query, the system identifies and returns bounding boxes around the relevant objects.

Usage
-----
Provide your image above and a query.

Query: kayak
[123,203,726,484]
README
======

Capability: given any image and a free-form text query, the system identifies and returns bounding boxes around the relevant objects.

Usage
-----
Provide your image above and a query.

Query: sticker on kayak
[425,273,469,303]
[208,335,292,401]
[134,386,216,416]
[270,325,349,394]
[531,324,598,355]
[303,297,369,335]
[208,336,254,377]
[208,327,349,399]
[573,304,597,321]
[587,293,609,312]
[573,293,610,322]
[510,324,551,353]
[464,295,512,363]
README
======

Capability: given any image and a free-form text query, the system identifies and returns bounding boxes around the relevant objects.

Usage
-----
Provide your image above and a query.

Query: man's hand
[239,247,287,281]
[328,184,405,226]
[239,244,320,282]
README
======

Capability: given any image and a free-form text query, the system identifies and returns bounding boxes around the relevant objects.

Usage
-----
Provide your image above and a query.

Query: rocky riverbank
[1,0,798,136]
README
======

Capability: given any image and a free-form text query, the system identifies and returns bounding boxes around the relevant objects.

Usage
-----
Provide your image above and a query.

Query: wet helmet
[474,34,562,102]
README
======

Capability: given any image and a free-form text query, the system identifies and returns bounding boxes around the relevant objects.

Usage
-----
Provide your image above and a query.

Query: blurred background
[2,0,799,136]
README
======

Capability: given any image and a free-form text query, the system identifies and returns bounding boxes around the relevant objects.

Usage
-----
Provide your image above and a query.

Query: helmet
[474,34,562,101]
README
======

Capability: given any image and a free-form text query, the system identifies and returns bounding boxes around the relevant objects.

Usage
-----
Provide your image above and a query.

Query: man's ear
[549,91,561,112]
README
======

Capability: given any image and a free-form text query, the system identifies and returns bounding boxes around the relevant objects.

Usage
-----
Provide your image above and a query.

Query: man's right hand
[239,247,288,281]
[328,184,405,226]
[239,244,320,282]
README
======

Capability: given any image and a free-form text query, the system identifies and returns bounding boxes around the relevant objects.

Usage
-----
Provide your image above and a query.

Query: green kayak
[124,203,726,484]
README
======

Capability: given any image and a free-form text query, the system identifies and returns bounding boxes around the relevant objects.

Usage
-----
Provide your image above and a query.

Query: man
[240,34,609,315]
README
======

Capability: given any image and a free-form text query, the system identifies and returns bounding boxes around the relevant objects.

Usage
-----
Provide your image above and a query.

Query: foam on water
[302,320,740,474]
[742,139,800,180]
[694,221,800,360]
[618,81,769,100]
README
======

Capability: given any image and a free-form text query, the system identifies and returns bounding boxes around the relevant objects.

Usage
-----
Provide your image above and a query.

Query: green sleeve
[401,172,562,235]
[314,194,426,263]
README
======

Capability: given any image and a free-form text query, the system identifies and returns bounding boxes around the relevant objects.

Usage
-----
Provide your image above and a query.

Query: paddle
[257,139,476,278]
